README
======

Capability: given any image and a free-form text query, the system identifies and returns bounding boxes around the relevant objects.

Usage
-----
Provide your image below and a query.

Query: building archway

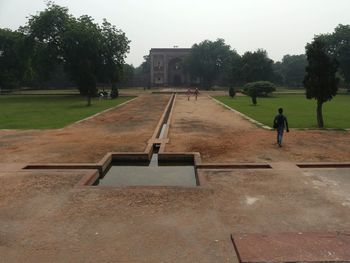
[168,57,184,86]
[173,74,181,86]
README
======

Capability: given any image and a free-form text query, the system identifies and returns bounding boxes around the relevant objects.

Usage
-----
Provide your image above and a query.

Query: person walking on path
[194,87,199,101]
[273,108,289,147]
[187,87,191,101]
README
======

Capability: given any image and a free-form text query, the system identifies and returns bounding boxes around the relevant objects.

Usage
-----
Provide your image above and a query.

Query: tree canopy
[185,39,237,89]
[99,19,130,86]
[19,2,71,84]
[0,29,32,89]
[0,2,130,105]
[243,81,276,105]
[316,24,350,87]
[239,49,274,83]
[273,54,307,87]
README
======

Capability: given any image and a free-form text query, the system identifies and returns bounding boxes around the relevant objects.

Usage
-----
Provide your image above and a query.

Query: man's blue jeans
[277,128,284,146]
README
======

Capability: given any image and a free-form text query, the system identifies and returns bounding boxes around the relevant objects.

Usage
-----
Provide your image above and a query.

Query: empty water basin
[95,154,197,187]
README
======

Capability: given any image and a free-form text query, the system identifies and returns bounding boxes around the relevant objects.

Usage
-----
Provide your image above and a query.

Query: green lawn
[0,95,135,129]
[215,94,350,129]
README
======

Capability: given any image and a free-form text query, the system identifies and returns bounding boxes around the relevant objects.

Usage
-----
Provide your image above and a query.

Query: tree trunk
[316,100,324,128]
[252,96,257,105]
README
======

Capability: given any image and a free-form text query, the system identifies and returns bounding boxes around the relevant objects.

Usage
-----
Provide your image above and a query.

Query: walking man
[187,87,191,101]
[273,108,289,147]
[194,87,199,101]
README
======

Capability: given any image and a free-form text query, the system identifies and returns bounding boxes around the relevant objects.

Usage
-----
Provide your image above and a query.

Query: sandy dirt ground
[1,92,350,262]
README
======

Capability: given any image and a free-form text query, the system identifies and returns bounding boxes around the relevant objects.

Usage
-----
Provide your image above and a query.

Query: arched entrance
[168,58,184,86]
[173,75,181,86]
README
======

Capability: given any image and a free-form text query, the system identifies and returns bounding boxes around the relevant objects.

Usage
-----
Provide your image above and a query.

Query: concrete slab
[302,168,350,207]
[232,232,350,262]
[269,161,300,171]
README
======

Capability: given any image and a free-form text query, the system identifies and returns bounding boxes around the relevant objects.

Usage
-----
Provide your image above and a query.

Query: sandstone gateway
[150,48,191,87]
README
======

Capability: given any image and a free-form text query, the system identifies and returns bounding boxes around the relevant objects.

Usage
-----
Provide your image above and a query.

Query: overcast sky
[1,0,349,66]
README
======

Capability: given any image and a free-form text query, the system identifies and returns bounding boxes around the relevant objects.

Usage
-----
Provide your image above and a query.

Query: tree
[271,61,284,86]
[273,54,307,87]
[134,55,151,87]
[121,64,135,86]
[0,28,32,89]
[110,86,119,98]
[243,81,276,105]
[20,2,71,85]
[303,38,339,128]
[226,51,242,87]
[18,3,130,104]
[63,16,129,105]
[99,19,130,88]
[139,55,150,74]
[229,86,236,98]
[316,24,350,87]
[185,39,235,89]
[240,49,274,83]
[63,15,102,105]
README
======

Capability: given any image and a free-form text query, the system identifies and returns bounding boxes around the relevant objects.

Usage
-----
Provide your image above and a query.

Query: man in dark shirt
[273,108,289,147]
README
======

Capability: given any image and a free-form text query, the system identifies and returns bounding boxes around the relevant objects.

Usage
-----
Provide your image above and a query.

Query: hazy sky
[1,0,349,66]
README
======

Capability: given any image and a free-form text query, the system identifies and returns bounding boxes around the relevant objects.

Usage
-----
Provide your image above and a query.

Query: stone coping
[232,232,350,262]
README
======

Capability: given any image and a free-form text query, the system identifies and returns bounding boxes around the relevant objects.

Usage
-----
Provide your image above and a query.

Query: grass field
[0,95,134,129]
[215,94,350,129]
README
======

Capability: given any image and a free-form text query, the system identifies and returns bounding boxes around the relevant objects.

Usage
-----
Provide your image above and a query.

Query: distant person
[99,92,104,101]
[194,87,199,101]
[273,108,289,147]
[187,88,191,101]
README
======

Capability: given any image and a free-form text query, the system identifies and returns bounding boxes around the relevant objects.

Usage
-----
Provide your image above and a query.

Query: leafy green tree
[185,38,235,89]
[63,16,129,105]
[139,55,150,74]
[20,2,71,85]
[134,55,151,88]
[226,51,242,87]
[243,81,276,105]
[121,64,135,86]
[17,2,130,103]
[303,39,339,128]
[316,24,350,87]
[240,49,274,83]
[99,19,130,88]
[0,28,32,89]
[273,55,307,87]
[271,61,284,86]
[63,15,102,105]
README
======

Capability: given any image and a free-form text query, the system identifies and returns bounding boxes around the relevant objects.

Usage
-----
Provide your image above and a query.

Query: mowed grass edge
[0,95,135,129]
[214,94,350,129]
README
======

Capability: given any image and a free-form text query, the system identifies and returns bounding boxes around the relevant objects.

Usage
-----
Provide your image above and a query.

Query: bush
[243,81,276,105]
[229,87,236,98]
[110,86,119,98]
